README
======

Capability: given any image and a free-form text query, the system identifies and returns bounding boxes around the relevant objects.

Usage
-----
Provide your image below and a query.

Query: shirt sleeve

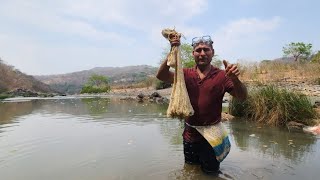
[224,73,234,93]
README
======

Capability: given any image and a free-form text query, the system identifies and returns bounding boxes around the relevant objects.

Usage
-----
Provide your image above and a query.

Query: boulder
[137,93,145,99]
[136,93,145,102]
[150,92,161,98]
[286,121,306,131]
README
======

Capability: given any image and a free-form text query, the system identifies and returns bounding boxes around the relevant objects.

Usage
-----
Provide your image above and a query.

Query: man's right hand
[169,33,181,47]
[170,40,180,47]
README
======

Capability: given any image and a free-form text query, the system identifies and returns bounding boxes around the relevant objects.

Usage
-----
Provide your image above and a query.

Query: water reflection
[159,120,184,146]
[169,163,237,180]
[229,120,317,164]
[1,97,168,121]
[0,98,319,180]
[0,100,41,125]
[81,98,110,115]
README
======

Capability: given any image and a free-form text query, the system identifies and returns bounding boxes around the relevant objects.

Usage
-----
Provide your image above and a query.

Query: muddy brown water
[0,97,319,180]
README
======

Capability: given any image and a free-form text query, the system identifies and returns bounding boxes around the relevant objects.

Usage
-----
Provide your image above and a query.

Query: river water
[0,97,319,180]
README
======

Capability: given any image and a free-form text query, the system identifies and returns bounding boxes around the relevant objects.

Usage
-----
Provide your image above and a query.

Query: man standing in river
[156,34,247,174]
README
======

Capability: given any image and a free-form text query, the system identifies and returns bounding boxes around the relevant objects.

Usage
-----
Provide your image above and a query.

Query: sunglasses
[191,35,213,47]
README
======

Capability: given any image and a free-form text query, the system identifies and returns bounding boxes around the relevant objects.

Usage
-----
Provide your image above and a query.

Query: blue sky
[0,0,319,75]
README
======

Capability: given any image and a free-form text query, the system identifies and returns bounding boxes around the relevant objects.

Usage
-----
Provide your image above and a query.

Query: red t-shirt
[182,66,234,142]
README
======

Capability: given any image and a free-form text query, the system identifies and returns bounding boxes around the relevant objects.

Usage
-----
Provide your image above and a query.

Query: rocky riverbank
[109,84,320,135]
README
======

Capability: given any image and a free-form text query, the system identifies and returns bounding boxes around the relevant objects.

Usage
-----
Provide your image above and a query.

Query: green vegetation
[283,42,312,62]
[179,43,194,68]
[0,94,8,100]
[155,79,171,90]
[180,43,222,68]
[0,93,12,100]
[311,51,320,63]
[229,85,317,126]
[80,74,111,94]
[161,43,222,68]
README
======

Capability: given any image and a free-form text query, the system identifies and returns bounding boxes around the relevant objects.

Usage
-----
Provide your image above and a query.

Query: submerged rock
[150,92,161,98]
[286,121,306,131]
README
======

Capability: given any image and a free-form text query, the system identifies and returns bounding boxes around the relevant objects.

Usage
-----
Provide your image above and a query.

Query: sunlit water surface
[0,97,319,180]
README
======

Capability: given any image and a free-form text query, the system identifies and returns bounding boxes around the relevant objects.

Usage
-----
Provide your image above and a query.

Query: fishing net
[161,28,194,119]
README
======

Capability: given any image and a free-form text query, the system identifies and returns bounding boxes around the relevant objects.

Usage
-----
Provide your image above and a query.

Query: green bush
[229,85,316,126]
[155,80,171,90]
[80,74,111,94]
[311,51,320,63]
[80,85,110,94]
[0,93,11,100]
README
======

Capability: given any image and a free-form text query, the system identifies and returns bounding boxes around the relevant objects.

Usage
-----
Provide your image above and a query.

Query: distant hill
[35,65,158,94]
[0,60,52,93]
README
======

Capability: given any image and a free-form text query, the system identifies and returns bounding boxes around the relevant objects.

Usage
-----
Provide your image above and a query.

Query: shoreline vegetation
[1,61,320,134]
[229,85,319,127]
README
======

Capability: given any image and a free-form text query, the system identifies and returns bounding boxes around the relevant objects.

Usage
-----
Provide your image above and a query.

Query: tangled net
[161,28,194,119]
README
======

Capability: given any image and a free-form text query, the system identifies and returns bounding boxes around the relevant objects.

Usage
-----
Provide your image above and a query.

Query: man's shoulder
[183,67,196,74]
[183,67,195,71]
[209,66,225,76]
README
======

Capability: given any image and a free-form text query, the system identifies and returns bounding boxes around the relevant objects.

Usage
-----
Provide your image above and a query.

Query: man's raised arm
[156,58,174,84]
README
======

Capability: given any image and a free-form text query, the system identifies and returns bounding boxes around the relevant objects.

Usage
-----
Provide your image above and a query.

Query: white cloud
[213,17,282,61]
[0,0,209,75]
[0,32,159,75]
[0,1,134,43]
[0,1,283,74]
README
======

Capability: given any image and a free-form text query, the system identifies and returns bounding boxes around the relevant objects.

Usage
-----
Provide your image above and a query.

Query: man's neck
[197,65,211,74]
[196,65,211,80]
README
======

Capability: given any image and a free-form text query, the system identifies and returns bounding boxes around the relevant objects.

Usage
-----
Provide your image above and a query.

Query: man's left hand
[223,60,240,80]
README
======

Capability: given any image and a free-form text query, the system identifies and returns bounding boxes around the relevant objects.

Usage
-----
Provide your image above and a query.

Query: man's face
[192,43,214,68]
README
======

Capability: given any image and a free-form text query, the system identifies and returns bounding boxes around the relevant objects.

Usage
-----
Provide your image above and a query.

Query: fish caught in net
[161,28,194,119]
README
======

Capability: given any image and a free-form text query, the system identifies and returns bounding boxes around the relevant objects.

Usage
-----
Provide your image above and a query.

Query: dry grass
[229,85,317,126]
[239,61,320,85]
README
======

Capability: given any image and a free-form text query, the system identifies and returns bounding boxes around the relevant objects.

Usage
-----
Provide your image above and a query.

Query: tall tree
[282,42,312,62]
[81,74,110,94]
[161,43,222,68]
[87,74,109,87]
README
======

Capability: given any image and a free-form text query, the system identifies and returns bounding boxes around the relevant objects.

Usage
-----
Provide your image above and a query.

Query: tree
[212,55,223,68]
[81,74,111,94]
[282,42,312,62]
[87,74,109,87]
[161,43,222,68]
[180,43,194,68]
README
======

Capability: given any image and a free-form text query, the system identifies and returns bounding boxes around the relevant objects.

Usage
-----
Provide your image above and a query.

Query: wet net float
[161,28,194,119]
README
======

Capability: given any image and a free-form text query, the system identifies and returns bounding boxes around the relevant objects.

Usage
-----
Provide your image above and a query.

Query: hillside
[35,65,158,94]
[0,60,52,93]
